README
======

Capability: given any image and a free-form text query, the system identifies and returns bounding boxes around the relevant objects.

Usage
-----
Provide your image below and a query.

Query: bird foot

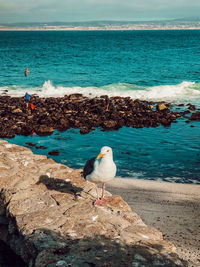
[94,197,112,206]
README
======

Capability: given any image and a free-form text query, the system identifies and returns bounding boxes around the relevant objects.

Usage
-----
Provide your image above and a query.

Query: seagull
[83,146,117,205]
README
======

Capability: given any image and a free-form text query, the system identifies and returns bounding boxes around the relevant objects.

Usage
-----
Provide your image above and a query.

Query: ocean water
[0,30,200,184]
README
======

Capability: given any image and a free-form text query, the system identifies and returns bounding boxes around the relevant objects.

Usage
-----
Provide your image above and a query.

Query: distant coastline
[1,19,200,31]
[1,27,200,31]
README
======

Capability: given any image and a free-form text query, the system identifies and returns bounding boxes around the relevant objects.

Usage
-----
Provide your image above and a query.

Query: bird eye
[107,150,109,152]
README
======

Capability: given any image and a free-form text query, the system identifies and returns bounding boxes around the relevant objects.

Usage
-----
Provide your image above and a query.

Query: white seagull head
[97,146,113,160]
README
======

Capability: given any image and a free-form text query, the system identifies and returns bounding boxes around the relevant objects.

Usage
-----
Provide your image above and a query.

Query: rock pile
[0,141,187,266]
[189,111,200,121]
[0,94,187,138]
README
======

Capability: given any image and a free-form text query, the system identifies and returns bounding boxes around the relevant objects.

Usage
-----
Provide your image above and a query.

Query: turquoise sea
[0,30,200,184]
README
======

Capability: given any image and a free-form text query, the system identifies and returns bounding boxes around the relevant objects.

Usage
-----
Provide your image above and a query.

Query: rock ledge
[0,141,187,266]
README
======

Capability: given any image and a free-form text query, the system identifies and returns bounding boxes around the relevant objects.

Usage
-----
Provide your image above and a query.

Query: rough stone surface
[0,95,185,138]
[156,104,168,111]
[0,141,187,266]
[189,111,200,121]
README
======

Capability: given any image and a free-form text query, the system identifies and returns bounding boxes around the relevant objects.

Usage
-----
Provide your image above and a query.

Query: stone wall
[0,140,187,266]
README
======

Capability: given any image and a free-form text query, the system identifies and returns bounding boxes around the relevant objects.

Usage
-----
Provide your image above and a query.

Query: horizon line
[1,17,200,25]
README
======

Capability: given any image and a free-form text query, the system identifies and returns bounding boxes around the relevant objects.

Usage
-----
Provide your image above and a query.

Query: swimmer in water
[24,67,30,77]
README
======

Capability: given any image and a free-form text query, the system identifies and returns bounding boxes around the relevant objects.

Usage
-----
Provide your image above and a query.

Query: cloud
[0,0,200,23]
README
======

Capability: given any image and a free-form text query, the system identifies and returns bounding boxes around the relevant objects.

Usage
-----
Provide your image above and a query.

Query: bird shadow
[36,175,83,198]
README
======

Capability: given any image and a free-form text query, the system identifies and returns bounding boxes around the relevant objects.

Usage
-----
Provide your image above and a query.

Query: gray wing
[83,157,96,179]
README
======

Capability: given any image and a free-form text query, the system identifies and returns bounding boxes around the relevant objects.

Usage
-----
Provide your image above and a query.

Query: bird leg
[94,183,112,206]
[94,184,104,205]
[95,185,99,200]
[101,182,105,199]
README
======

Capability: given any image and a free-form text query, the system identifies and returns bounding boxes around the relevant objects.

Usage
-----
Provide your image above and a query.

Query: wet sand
[107,178,200,267]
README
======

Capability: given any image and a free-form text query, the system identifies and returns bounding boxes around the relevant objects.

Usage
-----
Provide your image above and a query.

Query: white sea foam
[1,80,200,104]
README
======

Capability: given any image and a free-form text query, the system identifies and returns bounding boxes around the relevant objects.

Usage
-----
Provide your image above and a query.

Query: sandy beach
[107,178,200,267]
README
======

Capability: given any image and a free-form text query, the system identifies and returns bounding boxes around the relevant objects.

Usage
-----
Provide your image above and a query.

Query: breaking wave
[1,80,200,104]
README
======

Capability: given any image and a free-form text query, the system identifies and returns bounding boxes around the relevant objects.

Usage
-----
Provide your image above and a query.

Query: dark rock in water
[80,127,91,135]
[25,142,36,147]
[57,118,70,131]
[0,95,194,138]
[160,118,171,127]
[188,104,196,111]
[20,125,34,136]
[189,111,200,121]
[118,119,125,128]
[0,128,16,138]
[181,110,191,115]
[48,150,59,156]
[102,120,117,130]
[35,145,47,149]
[68,93,83,100]
[35,125,54,136]
[156,104,167,111]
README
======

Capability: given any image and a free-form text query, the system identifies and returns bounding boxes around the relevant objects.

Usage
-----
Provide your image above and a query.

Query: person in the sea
[25,92,30,108]
[24,67,30,77]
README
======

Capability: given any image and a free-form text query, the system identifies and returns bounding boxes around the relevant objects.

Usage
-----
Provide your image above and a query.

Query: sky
[0,0,200,23]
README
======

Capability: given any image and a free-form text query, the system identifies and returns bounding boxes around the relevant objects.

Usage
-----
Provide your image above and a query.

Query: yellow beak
[97,152,104,159]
